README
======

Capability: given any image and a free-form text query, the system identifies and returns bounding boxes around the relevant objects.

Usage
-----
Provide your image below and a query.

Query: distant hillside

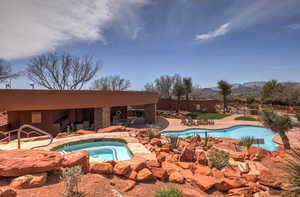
[199,81,267,99]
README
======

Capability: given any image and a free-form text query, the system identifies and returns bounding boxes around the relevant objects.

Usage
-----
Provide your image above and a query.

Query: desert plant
[208,150,229,170]
[169,136,179,148]
[284,149,300,197]
[217,80,232,113]
[261,110,294,150]
[60,166,83,197]
[147,129,156,140]
[155,188,183,197]
[240,136,255,150]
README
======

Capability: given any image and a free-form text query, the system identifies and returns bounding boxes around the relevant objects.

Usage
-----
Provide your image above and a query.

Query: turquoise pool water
[55,140,133,161]
[161,126,279,151]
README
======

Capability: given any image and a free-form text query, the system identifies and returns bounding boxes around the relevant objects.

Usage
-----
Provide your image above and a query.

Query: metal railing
[17,124,54,149]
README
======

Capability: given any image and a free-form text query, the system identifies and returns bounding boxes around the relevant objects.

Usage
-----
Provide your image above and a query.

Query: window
[196,104,201,110]
[31,112,42,123]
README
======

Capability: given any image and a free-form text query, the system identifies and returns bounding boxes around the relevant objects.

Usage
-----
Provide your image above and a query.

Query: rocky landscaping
[0,126,294,197]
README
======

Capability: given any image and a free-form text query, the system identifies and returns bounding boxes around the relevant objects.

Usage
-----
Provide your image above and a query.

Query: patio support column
[94,107,111,130]
[144,104,157,124]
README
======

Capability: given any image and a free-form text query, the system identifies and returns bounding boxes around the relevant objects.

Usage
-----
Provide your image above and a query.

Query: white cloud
[0,0,147,60]
[195,23,231,40]
[288,24,300,30]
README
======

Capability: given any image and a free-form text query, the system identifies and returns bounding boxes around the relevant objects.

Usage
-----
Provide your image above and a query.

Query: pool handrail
[17,124,54,149]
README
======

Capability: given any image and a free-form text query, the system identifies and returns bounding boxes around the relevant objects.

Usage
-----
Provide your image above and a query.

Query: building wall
[157,99,217,112]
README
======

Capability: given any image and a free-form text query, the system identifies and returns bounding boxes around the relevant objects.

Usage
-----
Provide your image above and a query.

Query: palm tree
[183,77,193,101]
[261,110,293,150]
[173,80,185,113]
[261,80,280,104]
[217,80,232,113]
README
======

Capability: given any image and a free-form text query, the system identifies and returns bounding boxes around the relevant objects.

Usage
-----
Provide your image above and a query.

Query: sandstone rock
[122,180,137,192]
[0,150,63,177]
[0,187,16,197]
[131,161,147,172]
[150,138,162,146]
[176,162,194,169]
[169,171,184,184]
[223,168,241,179]
[192,175,217,191]
[258,170,282,189]
[180,147,195,162]
[246,147,272,161]
[75,130,96,135]
[180,169,194,182]
[228,187,253,197]
[242,174,258,182]
[196,151,208,166]
[90,162,113,174]
[128,171,138,180]
[62,150,89,173]
[215,178,245,192]
[146,160,160,168]
[194,166,211,176]
[211,168,224,179]
[181,188,208,197]
[10,173,47,189]
[137,168,154,182]
[151,167,168,181]
[157,152,169,163]
[113,162,131,176]
[238,162,250,173]
[230,152,245,162]
[162,161,182,175]
[97,126,126,133]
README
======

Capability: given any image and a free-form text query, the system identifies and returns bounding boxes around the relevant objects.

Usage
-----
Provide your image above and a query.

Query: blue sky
[1,0,300,90]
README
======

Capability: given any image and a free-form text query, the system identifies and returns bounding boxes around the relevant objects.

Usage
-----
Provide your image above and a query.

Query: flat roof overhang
[0,89,159,111]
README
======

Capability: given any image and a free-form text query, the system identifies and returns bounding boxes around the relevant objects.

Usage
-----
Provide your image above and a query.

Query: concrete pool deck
[159,114,263,132]
[0,132,156,161]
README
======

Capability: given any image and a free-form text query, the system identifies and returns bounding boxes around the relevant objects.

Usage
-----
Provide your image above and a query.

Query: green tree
[217,80,232,113]
[261,110,294,150]
[173,77,185,112]
[261,80,280,104]
[183,77,193,101]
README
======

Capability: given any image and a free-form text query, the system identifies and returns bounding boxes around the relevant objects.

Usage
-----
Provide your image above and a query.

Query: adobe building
[0,89,159,136]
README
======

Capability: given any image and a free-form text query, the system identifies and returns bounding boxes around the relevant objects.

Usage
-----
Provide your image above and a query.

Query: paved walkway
[159,114,263,132]
[273,128,300,149]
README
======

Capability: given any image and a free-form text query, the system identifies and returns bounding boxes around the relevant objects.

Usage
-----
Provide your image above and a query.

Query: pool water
[161,126,279,151]
[55,140,133,161]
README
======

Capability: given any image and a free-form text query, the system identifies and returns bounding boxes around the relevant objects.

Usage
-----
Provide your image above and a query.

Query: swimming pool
[161,126,279,151]
[55,140,133,161]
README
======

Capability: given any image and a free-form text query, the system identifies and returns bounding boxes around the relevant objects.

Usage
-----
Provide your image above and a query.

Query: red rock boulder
[0,150,63,177]
[150,138,162,146]
[192,175,217,191]
[169,171,185,184]
[246,147,272,161]
[146,160,161,168]
[196,151,208,165]
[62,150,90,173]
[151,167,168,181]
[113,162,131,176]
[181,188,208,197]
[215,178,245,192]
[75,130,96,135]
[90,162,113,175]
[0,187,16,197]
[136,168,155,182]
[180,147,195,162]
[10,173,47,189]
[97,126,126,133]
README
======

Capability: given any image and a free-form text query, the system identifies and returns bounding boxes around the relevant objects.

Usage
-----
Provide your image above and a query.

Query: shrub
[240,136,255,150]
[155,188,183,197]
[208,150,229,170]
[60,166,83,197]
[169,136,179,148]
[147,129,156,140]
[284,150,300,197]
[235,116,257,121]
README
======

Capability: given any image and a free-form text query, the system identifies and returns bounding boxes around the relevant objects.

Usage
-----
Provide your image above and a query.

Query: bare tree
[26,52,100,90]
[190,84,202,100]
[0,59,19,83]
[155,75,175,99]
[144,82,156,92]
[91,75,131,91]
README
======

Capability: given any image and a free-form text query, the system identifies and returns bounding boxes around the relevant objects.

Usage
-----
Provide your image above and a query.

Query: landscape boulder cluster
[0,127,291,196]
